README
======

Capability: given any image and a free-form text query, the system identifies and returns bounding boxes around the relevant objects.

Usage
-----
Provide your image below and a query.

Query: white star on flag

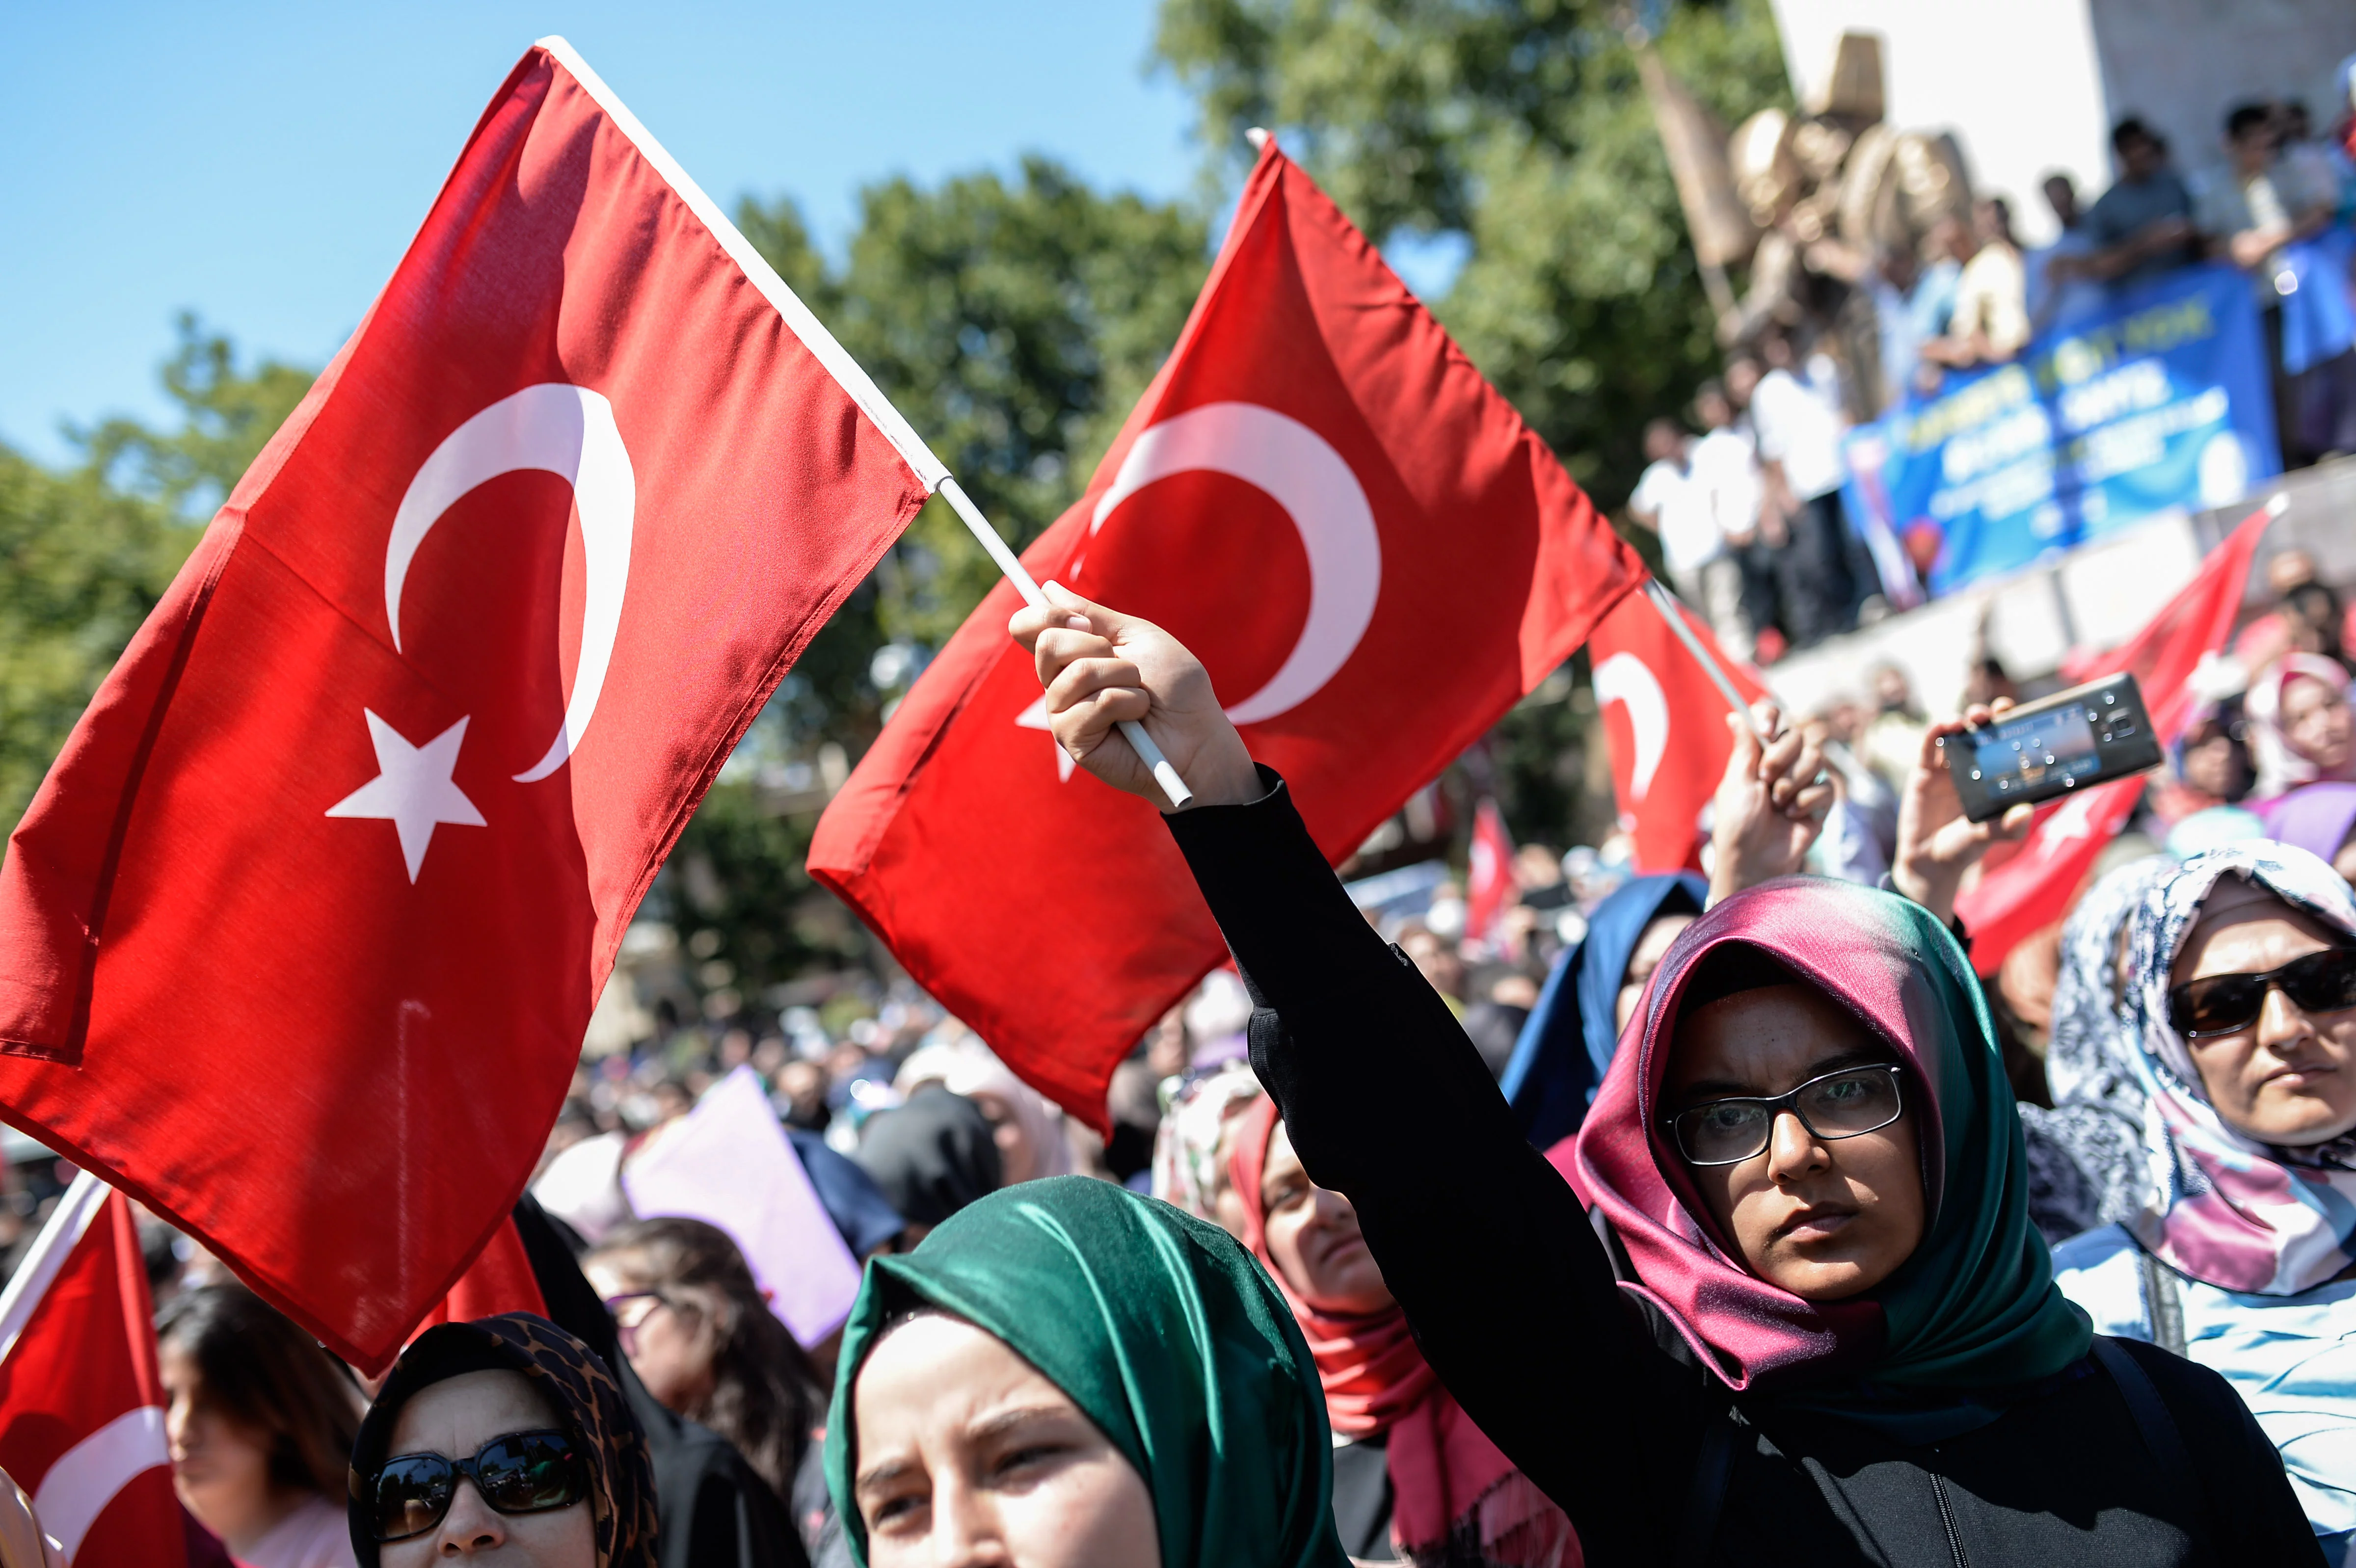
[325,710,486,882]
[1016,695,1078,782]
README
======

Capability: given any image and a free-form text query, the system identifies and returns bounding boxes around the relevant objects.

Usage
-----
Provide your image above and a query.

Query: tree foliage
[1153,0,1790,846]
[1153,0,1788,504]
[0,320,313,830]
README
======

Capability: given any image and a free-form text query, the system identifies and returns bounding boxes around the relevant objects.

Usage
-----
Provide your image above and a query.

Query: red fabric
[1466,799,1515,944]
[1587,585,1767,873]
[810,143,1641,1130]
[404,1216,549,1344]
[0,44,927,1371]
[1958,505,2272,974]
[0,1186,186,1568]
[1228,1097,1570,1560]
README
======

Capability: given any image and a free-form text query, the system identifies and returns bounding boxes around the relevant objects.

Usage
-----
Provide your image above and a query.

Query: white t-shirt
[1629,457,1722,574]
[1748,368,1847,502]
[1688,426,1762,544]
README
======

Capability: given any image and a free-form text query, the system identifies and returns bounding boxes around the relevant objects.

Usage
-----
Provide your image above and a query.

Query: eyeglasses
[602,1290,672,1356]
[2167,947,2356,1039]
[1663,1064,1906,1167]
[367,1430,588,1542]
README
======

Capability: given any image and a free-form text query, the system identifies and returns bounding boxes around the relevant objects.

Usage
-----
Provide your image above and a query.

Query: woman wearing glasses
[347,1313,656,1567]
[1010,585,2317,1565]
[2051,845,2356,1559]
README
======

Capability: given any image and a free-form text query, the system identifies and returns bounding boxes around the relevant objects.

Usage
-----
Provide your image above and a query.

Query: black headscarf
[348,1313,658,1568]
[851,1083,1001,1227]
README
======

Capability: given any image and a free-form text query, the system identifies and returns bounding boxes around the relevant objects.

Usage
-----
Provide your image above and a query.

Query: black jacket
[1167,774,2322,1567]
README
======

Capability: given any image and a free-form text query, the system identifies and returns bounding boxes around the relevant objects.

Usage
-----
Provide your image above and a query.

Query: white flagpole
[535,36,1192,810]
[0,1169,107,1365]
[1640,578,1773,738]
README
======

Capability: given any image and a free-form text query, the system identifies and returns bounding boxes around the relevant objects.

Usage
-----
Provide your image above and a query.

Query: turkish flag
[1465,799,1516,945]
[0,1174,183,1568]
[405,1215,549,1346]
[1955,504,2271,973]
[1587,584,1766,873]
[811,142,1641,1126]
[0,40,931,1369]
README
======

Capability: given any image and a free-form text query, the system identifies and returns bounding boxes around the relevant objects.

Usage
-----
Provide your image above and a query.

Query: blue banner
[1842,263,2279,595]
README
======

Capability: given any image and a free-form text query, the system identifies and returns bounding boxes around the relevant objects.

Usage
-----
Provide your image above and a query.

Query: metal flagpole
[1640,577,1772,739]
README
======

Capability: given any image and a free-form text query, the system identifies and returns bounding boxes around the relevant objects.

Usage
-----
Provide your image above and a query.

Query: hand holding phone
[1935,673,2163,824]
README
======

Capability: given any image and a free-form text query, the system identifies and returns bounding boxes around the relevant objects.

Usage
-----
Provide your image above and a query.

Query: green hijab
[824,1175,1349,1568]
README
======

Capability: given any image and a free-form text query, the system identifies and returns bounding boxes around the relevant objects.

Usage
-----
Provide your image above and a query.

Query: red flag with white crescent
[0,39,932,1369]
[1466,799,1516,945]
[0,1174,184,1568]
[1585,584,1766,873]
[811,142,1642,1127]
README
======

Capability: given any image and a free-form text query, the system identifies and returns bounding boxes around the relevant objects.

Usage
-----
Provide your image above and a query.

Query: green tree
[1,320,314,831]
[78,313,317,520]
[1153,0,1790,848]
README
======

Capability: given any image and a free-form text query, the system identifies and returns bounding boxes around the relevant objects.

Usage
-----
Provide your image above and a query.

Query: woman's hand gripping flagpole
[939,477,1195,809]
[1007,579,1261,814]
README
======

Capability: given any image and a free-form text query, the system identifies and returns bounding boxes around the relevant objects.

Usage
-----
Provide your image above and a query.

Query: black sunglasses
[367,1429,588,1542]
[2168,947,2356,1039]
[1662,1063,1905,1167]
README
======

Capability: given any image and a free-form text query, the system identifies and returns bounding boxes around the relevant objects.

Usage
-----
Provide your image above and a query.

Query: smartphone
[1936,672,2164,823]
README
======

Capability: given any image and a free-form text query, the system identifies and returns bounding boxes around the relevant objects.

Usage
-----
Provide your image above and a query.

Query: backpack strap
[1672,1403,1742,1568]
[2090,1335,2213,1556]
[2138,1246,2189,1358]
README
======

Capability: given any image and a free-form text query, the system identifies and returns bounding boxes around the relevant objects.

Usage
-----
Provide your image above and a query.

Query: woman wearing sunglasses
[347,1313,656,1567]
[1009,585,2318,1566]
[2050,844,2356,1558]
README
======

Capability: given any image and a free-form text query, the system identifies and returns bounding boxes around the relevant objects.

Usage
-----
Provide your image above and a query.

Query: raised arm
[1010,585,1703,1562]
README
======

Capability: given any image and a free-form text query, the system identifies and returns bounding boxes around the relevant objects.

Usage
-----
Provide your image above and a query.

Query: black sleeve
[2125,1339,2327,1564]
[1166,771,1701,1565]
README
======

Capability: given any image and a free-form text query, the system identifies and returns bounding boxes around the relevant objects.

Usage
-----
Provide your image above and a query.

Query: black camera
[1936,672,2164,824]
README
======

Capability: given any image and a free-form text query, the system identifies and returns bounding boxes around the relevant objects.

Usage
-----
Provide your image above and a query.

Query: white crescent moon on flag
[1593,652,1668,802]
[32,1405,167,1562]
[1090,401,1379,726]
[384,382,636,783]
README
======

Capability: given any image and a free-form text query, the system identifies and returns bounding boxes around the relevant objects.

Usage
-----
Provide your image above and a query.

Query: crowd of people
[21,532,2344,1568]
[1631,80,2356,663]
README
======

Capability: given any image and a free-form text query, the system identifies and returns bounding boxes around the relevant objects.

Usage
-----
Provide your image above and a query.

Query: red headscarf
[1229,1095,1576,1565]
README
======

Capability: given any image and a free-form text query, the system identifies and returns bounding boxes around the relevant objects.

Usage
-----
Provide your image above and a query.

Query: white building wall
[1767,0,2113,247]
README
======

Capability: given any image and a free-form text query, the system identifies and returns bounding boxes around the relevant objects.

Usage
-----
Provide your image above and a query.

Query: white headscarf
[2245,653,2356,799]
[895,1035,1074,1180]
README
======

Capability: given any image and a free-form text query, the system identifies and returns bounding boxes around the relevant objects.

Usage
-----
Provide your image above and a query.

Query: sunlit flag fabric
[1955,504,2270,974]
[811,142,1642,1127]
[1465,798,1516,945]
[1587,585,1766,873]
[0,39,934,1370]
[0,1174,183,1568]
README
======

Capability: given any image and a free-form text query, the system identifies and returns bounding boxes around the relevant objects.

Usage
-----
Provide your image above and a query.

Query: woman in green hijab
[824,1175,1350,1568]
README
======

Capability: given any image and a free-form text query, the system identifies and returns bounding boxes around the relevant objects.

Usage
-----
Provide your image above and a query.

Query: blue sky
[0,3,1215,466]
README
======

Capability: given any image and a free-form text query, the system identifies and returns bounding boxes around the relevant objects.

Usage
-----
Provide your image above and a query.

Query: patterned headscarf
[1571,876,2090,1435]
[2114,844,2356,1294]
[348,1312,657,1567]
[1149,1060,1263,1220]
[2015,856,2175,1242]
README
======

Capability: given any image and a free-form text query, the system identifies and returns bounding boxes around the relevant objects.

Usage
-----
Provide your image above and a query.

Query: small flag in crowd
[1587,585,1766,873]
[812,139,1644,1127]
[1465,799,1517,946]
[0,1173,184,1568]
[1955,502,2272,973]
[0,39,937,1370]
